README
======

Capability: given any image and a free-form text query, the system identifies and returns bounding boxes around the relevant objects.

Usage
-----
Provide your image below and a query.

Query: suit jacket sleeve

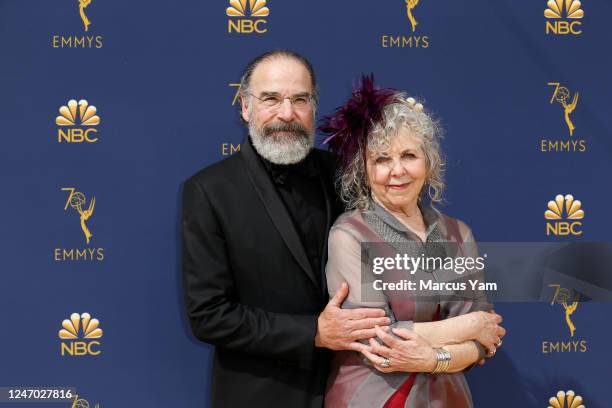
[182,177,319,369]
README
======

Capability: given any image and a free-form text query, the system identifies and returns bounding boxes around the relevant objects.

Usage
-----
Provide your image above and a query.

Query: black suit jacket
[182,140,341,408]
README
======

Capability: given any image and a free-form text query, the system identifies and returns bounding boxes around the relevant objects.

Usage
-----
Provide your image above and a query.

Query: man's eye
[293,97,308,105]
[263,96,280,104]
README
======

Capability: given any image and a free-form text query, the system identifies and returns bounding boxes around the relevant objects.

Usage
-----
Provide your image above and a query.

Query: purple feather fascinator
[320,74,398,169]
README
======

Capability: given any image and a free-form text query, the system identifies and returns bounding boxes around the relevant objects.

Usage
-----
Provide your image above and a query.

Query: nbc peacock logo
[226,0,269,34]
[544,194,584,236]
[545,194,584,236]
[59,313,103,357]
[547,390,586,408]
[56,99,101,143]
[545,0,583,35]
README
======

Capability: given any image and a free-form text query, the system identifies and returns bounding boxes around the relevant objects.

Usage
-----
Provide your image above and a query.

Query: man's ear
[240,95,249,122]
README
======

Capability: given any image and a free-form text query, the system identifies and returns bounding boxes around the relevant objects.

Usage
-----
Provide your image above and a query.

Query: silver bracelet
[431,347,451,374]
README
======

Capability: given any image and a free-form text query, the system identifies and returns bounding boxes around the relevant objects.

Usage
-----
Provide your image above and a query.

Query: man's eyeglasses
[249,93,314,110]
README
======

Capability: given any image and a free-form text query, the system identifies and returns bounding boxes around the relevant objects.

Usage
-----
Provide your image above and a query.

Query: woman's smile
[387,182,411,190]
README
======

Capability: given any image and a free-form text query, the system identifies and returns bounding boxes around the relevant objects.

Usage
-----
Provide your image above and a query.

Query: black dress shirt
[260,151,327,286]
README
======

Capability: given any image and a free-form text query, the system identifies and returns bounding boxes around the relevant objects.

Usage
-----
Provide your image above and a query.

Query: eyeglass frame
[246,91,316,111]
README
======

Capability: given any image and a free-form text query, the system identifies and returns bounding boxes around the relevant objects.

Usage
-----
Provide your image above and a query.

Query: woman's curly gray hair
[337,93,445,210]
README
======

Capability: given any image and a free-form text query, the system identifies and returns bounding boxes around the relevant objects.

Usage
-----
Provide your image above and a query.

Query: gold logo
[229,83,241,106]
[405,0,421,32]
[226,0,269,33]
[545,194,584,236]
[540,82,585,153]
[56,99,100,127]
[548,83,578,136]
[62,188,96,244]
[381,1,429,49]
[56,100,100,143]
[545,0,583,35]
[50,0,102,49]
[549,284,579,337]
[59,313,103,340]
[71,395,100,408]
[545,0,584,19]
[59,313,103,357]
[545,194,584,221]
[79,0,94,32]
[226,0,269,17]
[547,390,585,408]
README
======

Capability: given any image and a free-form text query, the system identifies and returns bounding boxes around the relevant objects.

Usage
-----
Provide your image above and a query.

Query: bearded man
[182,50,389,408]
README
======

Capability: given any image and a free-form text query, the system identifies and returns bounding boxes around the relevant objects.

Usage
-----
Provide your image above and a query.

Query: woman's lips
[387,182,410,190]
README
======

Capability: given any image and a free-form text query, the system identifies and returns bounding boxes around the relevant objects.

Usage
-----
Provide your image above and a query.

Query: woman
[321,76,506,407]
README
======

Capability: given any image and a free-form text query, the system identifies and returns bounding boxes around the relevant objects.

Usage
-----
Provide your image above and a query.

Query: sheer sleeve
[459,221,493,313]
[326,226,387,308]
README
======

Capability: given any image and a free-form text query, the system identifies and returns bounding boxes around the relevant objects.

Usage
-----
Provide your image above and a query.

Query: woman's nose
[389,159,406,176]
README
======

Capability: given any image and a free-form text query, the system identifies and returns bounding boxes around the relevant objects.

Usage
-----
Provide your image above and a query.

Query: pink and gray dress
[325,202,490,408]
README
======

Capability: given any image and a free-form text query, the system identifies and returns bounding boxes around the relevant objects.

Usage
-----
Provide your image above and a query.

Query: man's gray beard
[249,120,315,165]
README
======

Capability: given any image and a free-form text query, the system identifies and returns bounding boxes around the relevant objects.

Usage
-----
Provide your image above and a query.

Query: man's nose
[275,99,295,121]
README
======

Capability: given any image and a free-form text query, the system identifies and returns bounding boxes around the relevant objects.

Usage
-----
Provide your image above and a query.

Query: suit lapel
[316,156,333,296]
[241,139,320,289]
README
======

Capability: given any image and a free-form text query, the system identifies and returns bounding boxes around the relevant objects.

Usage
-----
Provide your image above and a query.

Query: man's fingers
[346,341,369,353]
[348,307,386,320]
[350,328,378,341]
[329,282,349,307]
[350,317,390,330]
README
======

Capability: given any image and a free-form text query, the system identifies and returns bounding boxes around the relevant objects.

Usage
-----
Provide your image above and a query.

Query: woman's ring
[496,340,503,348]
[380,358,391,368]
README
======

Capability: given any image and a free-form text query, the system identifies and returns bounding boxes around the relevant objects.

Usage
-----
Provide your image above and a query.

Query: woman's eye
[402,153,416,159]
[375,157,389,164]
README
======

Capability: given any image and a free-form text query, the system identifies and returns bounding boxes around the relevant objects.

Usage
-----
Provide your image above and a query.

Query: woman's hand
[361,327,436,373]
[470,310,506,354]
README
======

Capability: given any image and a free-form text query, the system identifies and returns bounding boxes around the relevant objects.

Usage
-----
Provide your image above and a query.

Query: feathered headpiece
[320,74,398,169]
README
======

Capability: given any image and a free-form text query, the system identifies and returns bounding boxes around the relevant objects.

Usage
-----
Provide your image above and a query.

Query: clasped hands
[315,283,506,373]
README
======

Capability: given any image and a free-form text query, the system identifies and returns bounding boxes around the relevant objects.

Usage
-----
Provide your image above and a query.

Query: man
[182,50,389,407]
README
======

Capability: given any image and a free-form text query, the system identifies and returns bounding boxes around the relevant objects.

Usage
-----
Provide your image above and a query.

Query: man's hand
[315,282,390,352]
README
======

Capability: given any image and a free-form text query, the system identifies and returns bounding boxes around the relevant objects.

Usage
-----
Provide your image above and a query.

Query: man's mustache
[262,122,310,138]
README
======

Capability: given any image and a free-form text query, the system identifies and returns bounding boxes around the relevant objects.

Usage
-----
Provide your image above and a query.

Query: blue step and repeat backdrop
[1,0,611,407]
